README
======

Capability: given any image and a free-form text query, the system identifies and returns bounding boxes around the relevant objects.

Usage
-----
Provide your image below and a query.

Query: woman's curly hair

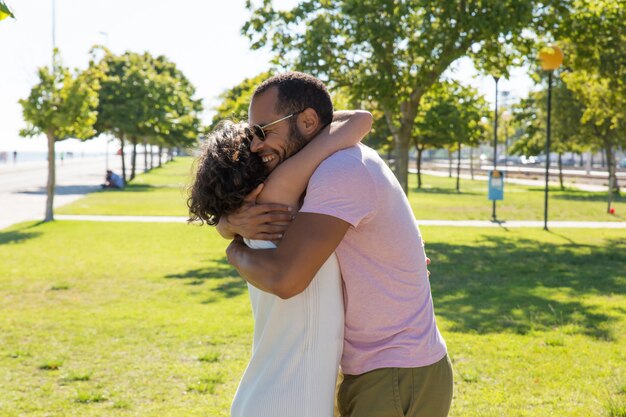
[187,120,268,225]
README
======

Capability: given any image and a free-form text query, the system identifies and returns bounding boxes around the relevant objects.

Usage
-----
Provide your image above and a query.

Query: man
[220,72,452,417]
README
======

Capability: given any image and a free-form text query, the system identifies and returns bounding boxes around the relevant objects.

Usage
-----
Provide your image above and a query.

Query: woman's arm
[257,110,372,207]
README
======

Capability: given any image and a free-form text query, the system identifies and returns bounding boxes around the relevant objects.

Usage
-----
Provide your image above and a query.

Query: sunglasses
[245,111,301,141]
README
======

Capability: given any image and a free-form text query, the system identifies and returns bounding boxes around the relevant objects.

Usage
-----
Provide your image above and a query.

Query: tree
[554,0,625,209]
[563,70,624,210]
[243,0,561,193]
[412,81,488,190]
[19,51,99,221]
[512,72,586,189]
[89,49,202,181]
[0,1,14,20]
[210,72,271,131]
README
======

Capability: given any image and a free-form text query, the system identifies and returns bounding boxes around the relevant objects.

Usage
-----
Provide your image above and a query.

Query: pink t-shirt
[300,144,447,375]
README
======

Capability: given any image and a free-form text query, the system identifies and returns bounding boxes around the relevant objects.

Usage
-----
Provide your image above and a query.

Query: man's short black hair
[253,72,333,127]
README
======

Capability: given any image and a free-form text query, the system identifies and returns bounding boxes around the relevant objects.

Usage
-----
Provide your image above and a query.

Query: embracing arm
[216,110,371,240]
[226,212,350,298]
[257,110,372,207]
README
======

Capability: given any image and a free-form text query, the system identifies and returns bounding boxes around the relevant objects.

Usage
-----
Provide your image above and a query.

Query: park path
[53,214,626,229]
[0,155,123,230]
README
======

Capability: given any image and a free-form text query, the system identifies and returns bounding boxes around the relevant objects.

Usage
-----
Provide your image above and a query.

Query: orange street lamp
[538,45,563,231]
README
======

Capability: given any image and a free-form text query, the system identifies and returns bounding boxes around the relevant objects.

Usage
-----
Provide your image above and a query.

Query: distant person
[13,151,17,164]
[0,152,7,163]
[102,170,124,189]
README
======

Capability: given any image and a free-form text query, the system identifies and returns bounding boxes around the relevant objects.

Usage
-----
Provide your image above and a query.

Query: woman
[188,111,372,417]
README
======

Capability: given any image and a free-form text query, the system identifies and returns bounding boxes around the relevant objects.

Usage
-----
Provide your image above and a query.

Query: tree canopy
[89,49,203,181]
[242,0,564,193]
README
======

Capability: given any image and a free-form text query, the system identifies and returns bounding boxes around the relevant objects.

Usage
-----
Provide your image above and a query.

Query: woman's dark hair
[253,71,334,127]
[187,120,268,225]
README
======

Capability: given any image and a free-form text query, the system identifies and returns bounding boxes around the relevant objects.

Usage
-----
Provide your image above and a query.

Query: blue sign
[488,170,504,201]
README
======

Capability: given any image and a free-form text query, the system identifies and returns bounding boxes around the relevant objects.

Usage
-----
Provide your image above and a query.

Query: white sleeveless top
[231,239,344,417]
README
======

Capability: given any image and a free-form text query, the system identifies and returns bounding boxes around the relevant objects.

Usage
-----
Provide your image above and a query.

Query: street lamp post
[538,45,564,231]
[99,31,110,172]
[492,75,500,222]
[52,0,56,54]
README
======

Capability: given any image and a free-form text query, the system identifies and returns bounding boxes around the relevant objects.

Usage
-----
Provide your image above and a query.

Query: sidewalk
[0,156,124,230]
[53,214,626,229]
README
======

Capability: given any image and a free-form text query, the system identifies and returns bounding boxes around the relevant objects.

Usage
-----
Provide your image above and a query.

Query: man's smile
[261,154,276,164]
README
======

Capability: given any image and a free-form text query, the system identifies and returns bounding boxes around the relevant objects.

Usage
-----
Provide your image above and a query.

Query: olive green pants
[337,355,453,417]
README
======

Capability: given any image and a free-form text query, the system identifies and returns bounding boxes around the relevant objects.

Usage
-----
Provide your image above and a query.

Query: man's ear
[296,108,321,139]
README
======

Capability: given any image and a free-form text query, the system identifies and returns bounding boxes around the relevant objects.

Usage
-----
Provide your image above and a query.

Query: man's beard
[284,118,308,158]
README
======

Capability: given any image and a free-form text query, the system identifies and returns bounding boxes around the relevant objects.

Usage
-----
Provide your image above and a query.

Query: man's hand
[423,239,431,279]
[216,184,293,240]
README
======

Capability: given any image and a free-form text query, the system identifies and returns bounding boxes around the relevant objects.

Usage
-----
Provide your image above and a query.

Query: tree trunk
[143,139,148,173]
[392,135,410,194]
[448,149,452,178]
[606,146,615,213]
[558,153,564,190]
[44,132,56,222]
[149,144,154,170]
[470,147,475,180]
[130,139,137,181]
[120,135,127,185]
[456,143,461,192]
[416,146,423,190]
[158,145,163,167]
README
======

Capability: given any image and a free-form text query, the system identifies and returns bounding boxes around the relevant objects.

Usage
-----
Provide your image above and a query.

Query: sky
[0,0,533,153]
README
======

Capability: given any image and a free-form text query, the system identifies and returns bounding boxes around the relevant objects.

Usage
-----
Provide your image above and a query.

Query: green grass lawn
[2,156,625,416]
[408,173,625,222]
[0,222,624,416]
[58,157,625,223]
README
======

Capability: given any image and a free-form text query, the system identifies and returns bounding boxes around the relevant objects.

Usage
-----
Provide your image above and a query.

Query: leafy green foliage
[242,0,559,193]
[511,73,585,157]
[210,72,271,131]
[88,49,203,181]
[20,53,99,142]
[412,81,488,188]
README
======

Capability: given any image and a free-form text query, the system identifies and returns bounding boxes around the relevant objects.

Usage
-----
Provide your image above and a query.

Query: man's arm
[226,212,350,299]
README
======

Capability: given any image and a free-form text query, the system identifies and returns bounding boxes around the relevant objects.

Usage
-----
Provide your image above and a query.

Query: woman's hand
[217,184,293,240]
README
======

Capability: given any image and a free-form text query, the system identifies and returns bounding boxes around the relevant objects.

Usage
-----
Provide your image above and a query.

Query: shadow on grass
[551,189,624,203]
[0,223,43,245]
[165,257,246,301]
[18,185,100,196]
[429,235,626,341]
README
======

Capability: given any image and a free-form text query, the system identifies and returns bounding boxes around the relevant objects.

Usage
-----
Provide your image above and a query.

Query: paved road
[0,155,124,230]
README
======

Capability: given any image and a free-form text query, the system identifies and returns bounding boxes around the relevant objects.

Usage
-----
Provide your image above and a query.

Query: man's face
[248,87,306,172]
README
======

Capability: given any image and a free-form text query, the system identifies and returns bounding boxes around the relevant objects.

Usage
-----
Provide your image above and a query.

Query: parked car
[520,155,538,165]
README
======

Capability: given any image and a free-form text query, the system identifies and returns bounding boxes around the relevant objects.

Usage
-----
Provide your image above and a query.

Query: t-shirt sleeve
[300,151,376,228]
